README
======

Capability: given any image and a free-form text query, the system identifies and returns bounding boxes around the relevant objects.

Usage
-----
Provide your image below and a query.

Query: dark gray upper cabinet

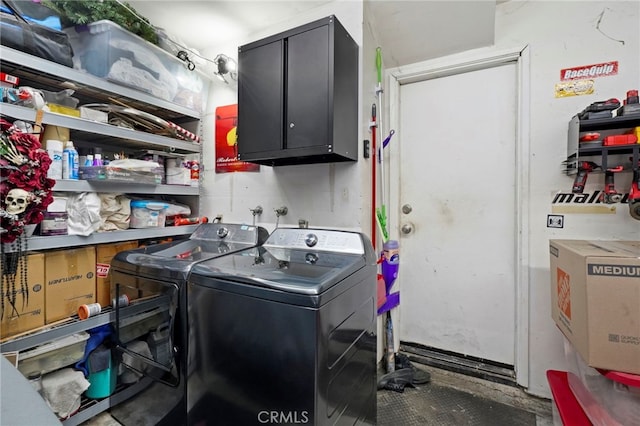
[237,16,358,166]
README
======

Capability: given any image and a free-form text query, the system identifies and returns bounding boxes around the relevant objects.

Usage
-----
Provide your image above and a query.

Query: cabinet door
[286,25,330,150]
[238,40,284,155]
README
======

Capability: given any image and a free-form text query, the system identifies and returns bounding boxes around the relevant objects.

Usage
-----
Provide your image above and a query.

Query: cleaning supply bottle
[62,141,79,180]
[78,148,88,170]
[93,147,103,166]
[381,240,400,293]
[45,139,63,180]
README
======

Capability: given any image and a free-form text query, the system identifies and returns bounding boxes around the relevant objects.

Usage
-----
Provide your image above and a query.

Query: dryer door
[111,271,180,387]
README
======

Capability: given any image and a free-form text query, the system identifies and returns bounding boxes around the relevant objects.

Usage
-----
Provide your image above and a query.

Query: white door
[397,62,518,365]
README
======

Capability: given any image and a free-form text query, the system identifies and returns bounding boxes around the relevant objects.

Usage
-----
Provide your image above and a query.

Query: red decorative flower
[1,119,55,243]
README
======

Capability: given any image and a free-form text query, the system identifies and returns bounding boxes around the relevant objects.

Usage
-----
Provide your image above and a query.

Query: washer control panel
[191,223,264,244]
[265,228,364,254]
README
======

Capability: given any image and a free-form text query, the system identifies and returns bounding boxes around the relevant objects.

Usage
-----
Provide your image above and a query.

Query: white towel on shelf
[41,368,90,419]
[98,193,131,231]
[66,192,102,236]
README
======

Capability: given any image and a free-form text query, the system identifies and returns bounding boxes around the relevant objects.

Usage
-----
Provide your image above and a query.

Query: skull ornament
[5,188,31,215]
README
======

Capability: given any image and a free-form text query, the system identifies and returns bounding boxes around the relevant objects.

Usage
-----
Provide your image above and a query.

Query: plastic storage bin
[564,337,640,426]
[130,200,169,229]
[165,158,191,186]
[79,165,164,184]
[65,20,208,113]
[546,370,591,426]
[18,332,89,376]
[147,323,172,367]
[39,211,68,236]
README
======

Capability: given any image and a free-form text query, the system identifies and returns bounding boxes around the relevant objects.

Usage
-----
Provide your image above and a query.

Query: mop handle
[376,47,386,214]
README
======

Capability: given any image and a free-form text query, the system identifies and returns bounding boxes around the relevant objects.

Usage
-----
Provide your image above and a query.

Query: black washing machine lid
[189,228,375,296]
[111,223,268,280]
[189,246,366,295]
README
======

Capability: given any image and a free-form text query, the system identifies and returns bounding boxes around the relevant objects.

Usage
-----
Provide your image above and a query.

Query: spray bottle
[381,240,399,373]
[381,240,399,293]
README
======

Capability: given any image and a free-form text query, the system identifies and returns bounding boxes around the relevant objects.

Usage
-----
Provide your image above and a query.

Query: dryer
[108,223,268,425]
[187,227,377,425]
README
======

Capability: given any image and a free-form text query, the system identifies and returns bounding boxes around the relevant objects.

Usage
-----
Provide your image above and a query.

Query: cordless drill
[572,161,600,193]
[629,168,640,220]
[600,166,624,204]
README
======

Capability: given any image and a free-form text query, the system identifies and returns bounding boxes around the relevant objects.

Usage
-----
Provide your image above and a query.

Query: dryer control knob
[305,233,318,247]
[217,227,229,238]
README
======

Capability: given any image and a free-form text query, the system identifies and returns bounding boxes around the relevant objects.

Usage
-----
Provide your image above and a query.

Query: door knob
[401,223,413,234]
[402,204,412,214]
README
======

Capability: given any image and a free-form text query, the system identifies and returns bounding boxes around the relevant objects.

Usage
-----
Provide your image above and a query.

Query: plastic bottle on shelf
[78,148,88,170]
[190,160,200,187]
[93,147,104,166]
[62,141,79,180]
[78,303,101,319]
[45,139,63,180]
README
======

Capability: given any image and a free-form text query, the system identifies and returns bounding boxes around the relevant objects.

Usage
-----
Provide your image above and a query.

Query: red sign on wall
[215,104,259,173]
[560,61,618,81]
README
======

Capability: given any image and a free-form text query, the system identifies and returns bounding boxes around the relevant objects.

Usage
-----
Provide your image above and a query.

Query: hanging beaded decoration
[1,234,28,320]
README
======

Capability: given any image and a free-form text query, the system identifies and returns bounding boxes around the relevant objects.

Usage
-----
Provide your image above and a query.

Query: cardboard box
[45,247,96,323]
[95,241,138,307]
[0,253,45,339]
[549,240,640,374]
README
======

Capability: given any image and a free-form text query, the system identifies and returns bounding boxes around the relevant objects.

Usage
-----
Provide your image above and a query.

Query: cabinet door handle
[289,122,295,128]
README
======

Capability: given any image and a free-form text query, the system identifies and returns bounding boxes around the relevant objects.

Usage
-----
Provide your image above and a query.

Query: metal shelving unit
[53,179,199,195]
[0,296,168,353]
[0,46,201,120]
[566,114,640,175]
[21,225,198,251]
[0,46,203,253]
[0,296,167,426]
[1,103,200,154]
[0,46,203,423]
[62,377,154,426]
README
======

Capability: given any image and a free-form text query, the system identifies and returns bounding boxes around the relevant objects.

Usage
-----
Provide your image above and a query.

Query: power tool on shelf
[617,89,640,116]
[629,167,640,220]
[600,166,624,204]
[577,98,620,120]
[572,161,600,193]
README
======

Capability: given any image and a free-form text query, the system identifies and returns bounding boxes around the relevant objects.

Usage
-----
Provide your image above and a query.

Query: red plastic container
[603,134,637,146]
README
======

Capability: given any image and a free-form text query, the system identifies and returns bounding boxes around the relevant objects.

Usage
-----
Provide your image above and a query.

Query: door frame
[386,45,531,387]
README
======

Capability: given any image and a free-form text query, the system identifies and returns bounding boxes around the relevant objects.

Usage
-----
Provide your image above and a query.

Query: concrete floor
[82,365,554,425]
[377,365,554,426]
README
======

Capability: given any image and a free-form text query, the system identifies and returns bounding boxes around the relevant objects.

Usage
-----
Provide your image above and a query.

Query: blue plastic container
[129,200,169,228]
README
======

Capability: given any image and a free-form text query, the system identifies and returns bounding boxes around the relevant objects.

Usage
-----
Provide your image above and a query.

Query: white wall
[494,0,640,397]
[199,1,367,233]
[197,0,640,399]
